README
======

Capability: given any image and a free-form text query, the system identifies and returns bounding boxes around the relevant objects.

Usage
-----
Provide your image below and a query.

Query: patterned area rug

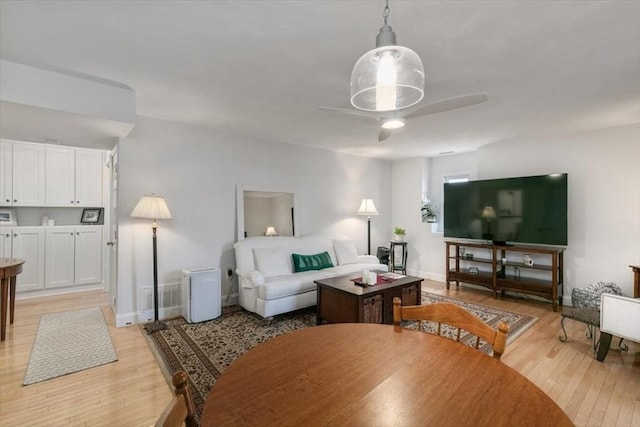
[146,292,537,423]
[24,307,118,385]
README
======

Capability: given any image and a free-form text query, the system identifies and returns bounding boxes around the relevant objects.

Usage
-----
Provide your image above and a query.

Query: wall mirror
[236,185,295,241]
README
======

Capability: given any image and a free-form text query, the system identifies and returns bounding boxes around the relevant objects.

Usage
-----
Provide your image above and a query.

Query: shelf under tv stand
[445,240,564,311]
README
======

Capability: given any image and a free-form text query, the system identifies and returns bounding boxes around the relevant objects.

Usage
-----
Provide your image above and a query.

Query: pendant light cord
[383,0,390,25]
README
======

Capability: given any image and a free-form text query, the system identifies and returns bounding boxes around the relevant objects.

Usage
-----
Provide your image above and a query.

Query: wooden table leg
[9,275,16,325]
[1,277,8,342]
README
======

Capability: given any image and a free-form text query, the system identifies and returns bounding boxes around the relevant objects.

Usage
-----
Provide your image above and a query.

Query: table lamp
[131,194,172,334]
[265,226,278,236]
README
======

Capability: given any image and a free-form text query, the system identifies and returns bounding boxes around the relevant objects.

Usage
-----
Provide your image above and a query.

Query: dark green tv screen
[443,174,568,246]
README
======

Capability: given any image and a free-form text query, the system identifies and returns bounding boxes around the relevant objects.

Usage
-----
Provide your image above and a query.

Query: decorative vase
[426,215,436,223]
[394,234,404,241]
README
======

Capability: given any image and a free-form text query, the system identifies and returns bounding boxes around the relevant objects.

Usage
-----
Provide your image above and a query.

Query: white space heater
[181,267,221,323]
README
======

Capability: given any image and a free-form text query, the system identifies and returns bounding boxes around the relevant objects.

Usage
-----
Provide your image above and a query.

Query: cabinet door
[0,228,12,258]
[45,227,76,288]
[0,141,12,206]
[75,149,103,207]
[45,146,76,207]
[12,227,45,291]
[75,226,103,285]
[12,143,45,206]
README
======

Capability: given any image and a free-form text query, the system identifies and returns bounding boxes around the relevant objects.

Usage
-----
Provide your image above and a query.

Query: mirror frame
[236,184,297,241]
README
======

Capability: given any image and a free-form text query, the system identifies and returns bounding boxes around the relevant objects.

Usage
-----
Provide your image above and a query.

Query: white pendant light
[351,0,425,112]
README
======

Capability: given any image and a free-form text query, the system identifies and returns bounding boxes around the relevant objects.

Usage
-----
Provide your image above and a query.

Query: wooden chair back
[155,370,197,427]
[392,297,509,360]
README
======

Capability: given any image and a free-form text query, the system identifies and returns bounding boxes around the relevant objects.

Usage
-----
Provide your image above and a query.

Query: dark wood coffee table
[315,273,422,325]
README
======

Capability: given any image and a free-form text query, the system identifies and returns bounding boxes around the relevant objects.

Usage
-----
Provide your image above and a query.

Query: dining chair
[392,297,509,360]
[155,370,197,427]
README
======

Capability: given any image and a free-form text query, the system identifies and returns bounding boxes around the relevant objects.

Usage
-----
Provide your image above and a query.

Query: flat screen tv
[443,174,568,246]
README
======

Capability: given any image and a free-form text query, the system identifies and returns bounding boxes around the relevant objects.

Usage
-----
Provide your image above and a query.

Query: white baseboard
[16,283,106,300]
[115,306,183,328]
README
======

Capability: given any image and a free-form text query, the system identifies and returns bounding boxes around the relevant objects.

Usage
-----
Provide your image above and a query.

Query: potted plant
[393,226,406,241]
[421,202,437,223]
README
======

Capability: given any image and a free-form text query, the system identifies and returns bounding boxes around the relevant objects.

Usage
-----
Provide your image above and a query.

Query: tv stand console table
[445,241,564,311]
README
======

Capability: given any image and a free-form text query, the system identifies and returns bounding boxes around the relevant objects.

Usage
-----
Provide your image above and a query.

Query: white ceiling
[1,1,638,159]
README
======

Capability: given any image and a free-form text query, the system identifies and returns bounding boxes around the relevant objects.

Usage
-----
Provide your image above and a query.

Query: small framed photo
[81,208,102,224]
[0,209,17,226]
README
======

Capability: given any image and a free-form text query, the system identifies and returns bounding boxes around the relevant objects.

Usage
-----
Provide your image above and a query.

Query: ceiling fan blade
[405,93,488,119]
[318,106,379,121]
[378,129,392,142]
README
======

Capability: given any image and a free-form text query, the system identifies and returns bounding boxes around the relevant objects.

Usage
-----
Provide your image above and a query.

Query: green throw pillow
[292,252,334,272]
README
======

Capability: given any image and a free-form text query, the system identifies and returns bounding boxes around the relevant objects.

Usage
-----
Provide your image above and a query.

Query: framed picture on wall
[0,209,17,226]
[81,208,102,224]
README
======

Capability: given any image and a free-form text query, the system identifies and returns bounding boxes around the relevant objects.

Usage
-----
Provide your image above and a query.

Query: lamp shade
[357,199,379,216]
[130,194,172,220]
[264,226,278,236]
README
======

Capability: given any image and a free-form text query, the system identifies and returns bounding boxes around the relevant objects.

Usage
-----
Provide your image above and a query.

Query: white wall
[393,123,640,301]
[116,116,392,324]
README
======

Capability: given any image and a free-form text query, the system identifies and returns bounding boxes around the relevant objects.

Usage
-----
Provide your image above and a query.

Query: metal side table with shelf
[389,241,407,274]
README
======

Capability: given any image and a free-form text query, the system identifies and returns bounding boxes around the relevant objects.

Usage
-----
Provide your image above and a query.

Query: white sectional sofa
[234,234,388,318]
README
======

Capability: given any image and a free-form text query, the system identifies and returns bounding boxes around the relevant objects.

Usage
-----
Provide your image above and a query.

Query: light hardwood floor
[0,281,638,426]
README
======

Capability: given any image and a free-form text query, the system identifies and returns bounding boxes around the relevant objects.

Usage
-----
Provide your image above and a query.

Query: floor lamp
[357,198,379,255]
[131,194,172,334]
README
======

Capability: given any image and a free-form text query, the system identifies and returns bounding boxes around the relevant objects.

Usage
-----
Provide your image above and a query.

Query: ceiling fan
[319,93,489,142]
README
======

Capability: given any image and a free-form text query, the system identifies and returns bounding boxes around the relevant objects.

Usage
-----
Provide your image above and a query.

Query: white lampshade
[265,226,278,237]
[131,194,172,220]
[357,199,379,216]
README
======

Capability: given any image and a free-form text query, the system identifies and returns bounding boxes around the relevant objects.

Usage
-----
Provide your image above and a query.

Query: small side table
[0,258,25,342]
[389,241,408,274]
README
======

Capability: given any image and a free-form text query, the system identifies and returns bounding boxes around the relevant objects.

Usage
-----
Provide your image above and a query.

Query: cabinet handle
[5,199,9,203]
[14,234,17,237]
[77,232,80,235]
[71,201,74,204]
[70,232,74,235]
[13,199,17,203]
[76,201,80,204]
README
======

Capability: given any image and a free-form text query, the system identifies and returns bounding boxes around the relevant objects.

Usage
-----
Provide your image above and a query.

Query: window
[435,172,472,232]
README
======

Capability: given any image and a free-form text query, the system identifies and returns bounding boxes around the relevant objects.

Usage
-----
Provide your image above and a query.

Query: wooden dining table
[201,323,573,427]
[0,258,25,342]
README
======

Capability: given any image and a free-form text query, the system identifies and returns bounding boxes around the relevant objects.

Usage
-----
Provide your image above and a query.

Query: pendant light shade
[350,1,424,112]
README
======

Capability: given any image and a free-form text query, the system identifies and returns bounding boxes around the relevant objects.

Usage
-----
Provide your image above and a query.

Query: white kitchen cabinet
[0,228,12,258]
[44,227,76,288]
[7,227,46,291]
[45,146,103,207]
[74,226,103,285]
[45,146,76,207]
[0,142,12,206]
[75,148,104,207]
[45,226,103,288]
[1,141,45,206]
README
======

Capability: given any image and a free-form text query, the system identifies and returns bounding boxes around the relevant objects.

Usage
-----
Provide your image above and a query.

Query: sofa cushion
[292,252,334,272]
[333,239,359,265]
[253,247,291,278]
[299,234,338,266]
[324,262,388,276]
[257,270,332,300]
